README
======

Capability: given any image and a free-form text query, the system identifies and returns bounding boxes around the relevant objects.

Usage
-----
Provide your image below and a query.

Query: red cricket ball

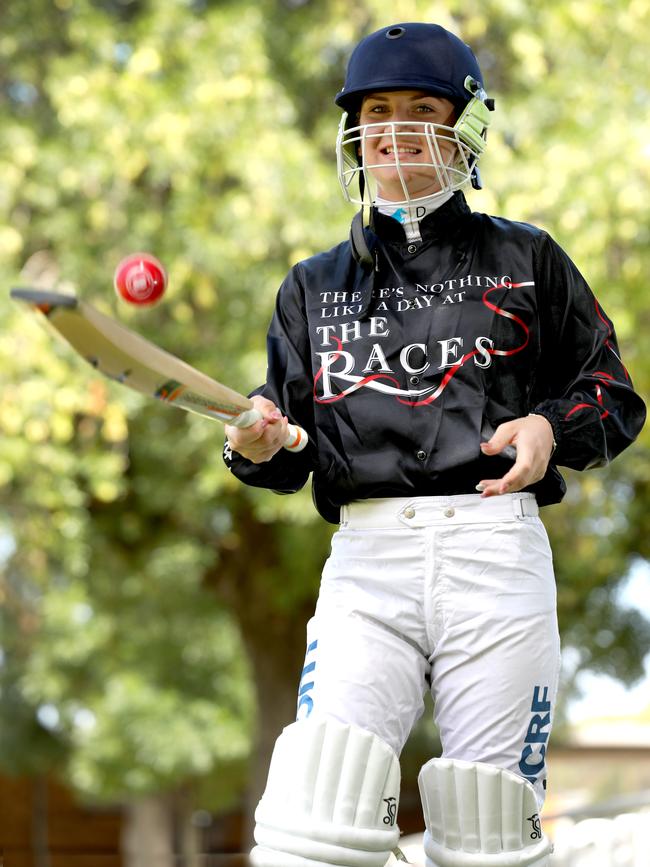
[113,252,167,305]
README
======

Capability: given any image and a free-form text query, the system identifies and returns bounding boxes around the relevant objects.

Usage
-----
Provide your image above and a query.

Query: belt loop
[340,505,349,527]
[514,494,538,519]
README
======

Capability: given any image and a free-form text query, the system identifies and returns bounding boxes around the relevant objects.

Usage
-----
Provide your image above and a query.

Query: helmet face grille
[336,117,485,207]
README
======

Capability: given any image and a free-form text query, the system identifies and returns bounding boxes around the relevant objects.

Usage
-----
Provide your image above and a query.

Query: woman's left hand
[477,415,555,497]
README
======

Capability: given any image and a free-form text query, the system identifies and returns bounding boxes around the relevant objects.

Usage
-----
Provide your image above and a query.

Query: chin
[377,180,444,202]
[372,168,441,197]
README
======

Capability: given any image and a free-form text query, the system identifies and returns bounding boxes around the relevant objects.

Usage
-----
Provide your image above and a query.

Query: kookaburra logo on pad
[527,812,542,840]
[383,796,397,826]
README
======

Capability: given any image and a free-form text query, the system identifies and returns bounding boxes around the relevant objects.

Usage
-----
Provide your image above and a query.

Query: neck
[375,191,454,241]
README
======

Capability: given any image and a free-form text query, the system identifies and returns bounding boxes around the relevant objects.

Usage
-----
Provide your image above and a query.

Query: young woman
[224,22,645,867]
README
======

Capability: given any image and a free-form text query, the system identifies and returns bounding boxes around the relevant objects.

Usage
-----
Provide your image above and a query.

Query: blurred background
[0,0,648,865]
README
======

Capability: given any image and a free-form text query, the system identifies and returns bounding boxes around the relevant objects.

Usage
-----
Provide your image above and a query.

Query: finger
[253,401,285,436]
[263,419,288,447]
[226,417,268,453]
[502,438,538,488]
[477,467,526,497]
[251,414,288,453]
[238,414,268,438]
[478,480,516,498]
[480,421,516,455]
[491,460,532,495]
[226,400,288,461]
[250,395,283,421]
[476,479,501,497]
[496,473,520,494]
[235,405,282,440]
[250,435,288,462]
[262,409,283,426]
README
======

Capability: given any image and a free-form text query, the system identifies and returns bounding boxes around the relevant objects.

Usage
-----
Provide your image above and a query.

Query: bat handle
[232,409,309,453]
[284,423,309,452]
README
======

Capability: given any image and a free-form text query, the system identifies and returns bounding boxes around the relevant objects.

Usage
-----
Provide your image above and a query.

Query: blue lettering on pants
[296,639,318,719]
[518,686,552,786]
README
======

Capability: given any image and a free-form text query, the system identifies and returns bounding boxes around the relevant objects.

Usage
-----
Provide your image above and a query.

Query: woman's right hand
[225,395,289,463]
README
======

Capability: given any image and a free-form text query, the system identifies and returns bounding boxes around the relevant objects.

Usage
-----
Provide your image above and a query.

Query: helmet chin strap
[349,169,374,269]
[350,207,374,269]
[348,163,376,321]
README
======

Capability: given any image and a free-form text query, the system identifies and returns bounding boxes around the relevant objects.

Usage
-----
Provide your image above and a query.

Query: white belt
[340,492,539,529]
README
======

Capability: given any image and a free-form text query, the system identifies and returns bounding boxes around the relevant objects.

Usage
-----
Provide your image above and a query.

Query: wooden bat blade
[10,287,308,451]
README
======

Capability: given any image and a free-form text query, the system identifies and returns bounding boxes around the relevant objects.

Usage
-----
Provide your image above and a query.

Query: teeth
[384,146,420,155]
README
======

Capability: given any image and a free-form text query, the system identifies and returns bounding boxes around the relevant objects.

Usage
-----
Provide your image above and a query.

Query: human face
[358,90,458,201]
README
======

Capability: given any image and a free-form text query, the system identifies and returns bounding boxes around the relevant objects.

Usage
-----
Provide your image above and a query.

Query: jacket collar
[370,191,472,243]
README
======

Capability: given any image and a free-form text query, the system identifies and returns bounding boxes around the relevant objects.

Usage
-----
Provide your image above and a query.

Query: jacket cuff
[530,404,563,452]
[222,436,310,494]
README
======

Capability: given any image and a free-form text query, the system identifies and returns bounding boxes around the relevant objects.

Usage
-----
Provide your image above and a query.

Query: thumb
[480,421,515,455]
[261,409,283,427]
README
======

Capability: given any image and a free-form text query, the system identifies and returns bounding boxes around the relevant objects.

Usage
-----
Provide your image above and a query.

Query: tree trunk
[172,786,202,867]
[31,776,51,867]
[241,613,307,845]
[207,496,324,851]
[121,796,175,867]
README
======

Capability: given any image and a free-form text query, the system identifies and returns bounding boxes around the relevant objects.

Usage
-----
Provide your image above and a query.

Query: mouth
[379,144,423,158]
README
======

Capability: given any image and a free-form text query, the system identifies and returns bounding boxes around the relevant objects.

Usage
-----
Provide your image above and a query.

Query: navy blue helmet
[335,23,487,115]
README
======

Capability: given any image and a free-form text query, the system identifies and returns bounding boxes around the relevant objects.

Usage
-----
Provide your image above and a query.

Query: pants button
[444,507,455,518]
[404,507,416,519]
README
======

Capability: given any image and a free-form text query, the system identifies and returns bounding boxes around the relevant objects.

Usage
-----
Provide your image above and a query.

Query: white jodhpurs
[296,493,561,807]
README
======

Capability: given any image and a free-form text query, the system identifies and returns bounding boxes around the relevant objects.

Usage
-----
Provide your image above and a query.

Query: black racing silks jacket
[224,193,646,523]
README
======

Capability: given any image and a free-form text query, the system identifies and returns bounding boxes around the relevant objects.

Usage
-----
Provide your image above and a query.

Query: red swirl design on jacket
[313,281,532,406]
[563,299,629,421]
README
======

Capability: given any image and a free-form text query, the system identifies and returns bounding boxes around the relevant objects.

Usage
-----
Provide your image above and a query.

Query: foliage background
[0,0,648,838]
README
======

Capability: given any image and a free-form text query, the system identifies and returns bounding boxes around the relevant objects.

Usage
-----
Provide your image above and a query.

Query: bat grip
[284,423,309,452]
[231,408,263,428]
[230,409,309,453]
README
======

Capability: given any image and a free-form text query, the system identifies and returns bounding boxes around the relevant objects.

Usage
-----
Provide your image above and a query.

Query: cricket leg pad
[418,758,553,867]
[250,717,401,867]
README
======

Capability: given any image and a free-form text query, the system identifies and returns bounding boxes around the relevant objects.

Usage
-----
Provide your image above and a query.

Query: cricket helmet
[335,22,495,206]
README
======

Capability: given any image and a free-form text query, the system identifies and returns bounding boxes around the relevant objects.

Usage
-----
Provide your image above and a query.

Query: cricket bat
[10,288,308,452]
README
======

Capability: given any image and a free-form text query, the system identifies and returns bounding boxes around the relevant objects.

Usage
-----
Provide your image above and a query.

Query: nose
[377,118,419,141]
[381,108,414,129]
[390,106,411,123]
